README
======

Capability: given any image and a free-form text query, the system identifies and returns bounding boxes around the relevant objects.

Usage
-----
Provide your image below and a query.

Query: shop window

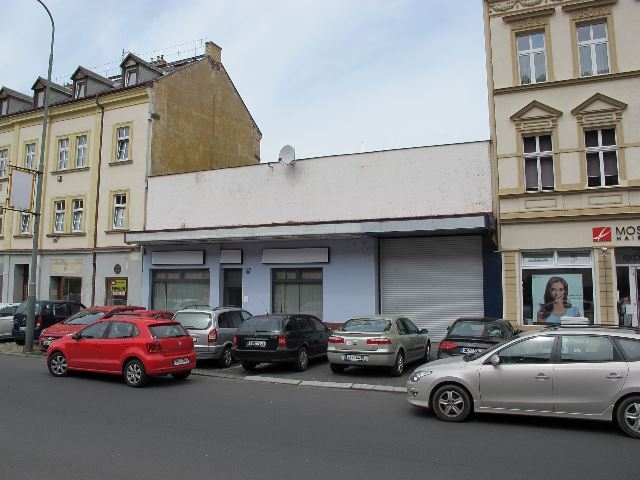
[272,268,323,319]
[151,269,210,312]
[106,277,128,305]
[521,251,593,326]
[50,276,82,302]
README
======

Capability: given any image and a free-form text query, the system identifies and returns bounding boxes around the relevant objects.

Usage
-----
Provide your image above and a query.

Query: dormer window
[35,90,45,108]
[124,68,138,87]
[74,80,86,99]
[0,98,7,116]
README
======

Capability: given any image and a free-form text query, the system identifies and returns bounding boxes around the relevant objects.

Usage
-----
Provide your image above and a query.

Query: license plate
[19,327,26,331]
[461,347,482,354]
[343,354,368,362]
[173,358,190,366]
[247,340,266,347]
[43,340,51,347]
[191,335,198,343]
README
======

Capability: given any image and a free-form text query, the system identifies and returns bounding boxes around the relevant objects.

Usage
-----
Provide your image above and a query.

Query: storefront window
[152,269,210,312]
[272,268,323,319]
[521,251,594,325]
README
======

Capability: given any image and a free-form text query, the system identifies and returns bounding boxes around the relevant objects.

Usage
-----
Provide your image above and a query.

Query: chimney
[150,55,167,68]
[205,42,222,63]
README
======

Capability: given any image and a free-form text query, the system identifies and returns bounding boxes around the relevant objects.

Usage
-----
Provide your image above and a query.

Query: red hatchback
[38,306,148,351]
[46,317,196,387]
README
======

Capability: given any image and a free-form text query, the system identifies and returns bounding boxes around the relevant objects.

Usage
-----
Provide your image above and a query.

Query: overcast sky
[1,0,489,162]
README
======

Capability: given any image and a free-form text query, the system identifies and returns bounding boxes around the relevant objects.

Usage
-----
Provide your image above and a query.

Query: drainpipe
[91,93,106,306]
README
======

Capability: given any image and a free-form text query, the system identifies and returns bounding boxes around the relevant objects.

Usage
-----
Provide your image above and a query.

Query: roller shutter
[380,236,484,341]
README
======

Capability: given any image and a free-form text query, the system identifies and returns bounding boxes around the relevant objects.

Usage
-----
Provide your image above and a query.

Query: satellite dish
[278,145,296,166]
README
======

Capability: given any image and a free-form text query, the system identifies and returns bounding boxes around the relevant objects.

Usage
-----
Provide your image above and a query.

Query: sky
[0,0,489,163]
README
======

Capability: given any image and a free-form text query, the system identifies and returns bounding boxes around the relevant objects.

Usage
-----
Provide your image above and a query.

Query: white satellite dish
[278,145,296,166]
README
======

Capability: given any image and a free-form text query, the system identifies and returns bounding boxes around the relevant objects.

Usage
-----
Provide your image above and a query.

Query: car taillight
[328,336,345,344]
[366,338,392,345]
[439,340,458,351]
[146,341,162,353]
[233,335,237,347]
[208,328,217,343]
[277,335,287,348]
[35,316,43,328]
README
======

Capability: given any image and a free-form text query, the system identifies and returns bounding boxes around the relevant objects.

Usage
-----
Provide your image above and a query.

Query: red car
[38,306,148,351]
[46,317,195,387]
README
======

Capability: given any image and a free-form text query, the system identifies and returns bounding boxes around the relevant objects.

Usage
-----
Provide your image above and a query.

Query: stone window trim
[506,9,555,86]
[110,190,129,231]
[23,140,38,170]
[53,132,90,173]
[566,4,618,78]
[49,195,86,235]
[112,123,133,164]
[0,147,10,179]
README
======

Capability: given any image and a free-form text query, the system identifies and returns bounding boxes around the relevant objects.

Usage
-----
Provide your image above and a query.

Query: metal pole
[25,0,54,353]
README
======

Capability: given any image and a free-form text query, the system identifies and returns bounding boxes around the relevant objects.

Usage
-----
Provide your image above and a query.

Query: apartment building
[0,42,260,306]
[483,0,640,326]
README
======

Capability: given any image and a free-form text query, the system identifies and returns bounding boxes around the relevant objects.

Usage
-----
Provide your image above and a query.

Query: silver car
[0,303,20,340]
[328,315,431,376]
[173,306,252,367]
[407,326,640,438]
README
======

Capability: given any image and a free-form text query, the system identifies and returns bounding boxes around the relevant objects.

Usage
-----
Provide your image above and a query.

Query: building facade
[127,141,502,340]
[0,42,260,307]
[483,0,640,326]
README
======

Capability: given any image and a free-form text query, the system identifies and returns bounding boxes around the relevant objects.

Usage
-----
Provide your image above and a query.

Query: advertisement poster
[111,279,128,297]
[532,274,584,324]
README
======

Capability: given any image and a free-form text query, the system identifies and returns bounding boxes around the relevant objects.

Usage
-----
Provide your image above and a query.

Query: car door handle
[606,373,624,379]
[534,373,550,380]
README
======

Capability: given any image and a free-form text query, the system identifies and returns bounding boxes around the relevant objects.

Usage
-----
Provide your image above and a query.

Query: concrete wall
[144,141,492,230]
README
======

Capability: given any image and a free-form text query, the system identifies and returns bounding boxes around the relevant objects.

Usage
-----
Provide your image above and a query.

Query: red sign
[593,226,611,242]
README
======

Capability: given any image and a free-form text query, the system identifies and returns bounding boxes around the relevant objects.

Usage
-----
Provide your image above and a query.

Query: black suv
[232,314,332,372]
[12,300,85,345]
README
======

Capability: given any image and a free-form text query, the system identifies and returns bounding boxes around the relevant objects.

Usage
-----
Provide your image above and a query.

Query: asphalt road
[0,353,636,480]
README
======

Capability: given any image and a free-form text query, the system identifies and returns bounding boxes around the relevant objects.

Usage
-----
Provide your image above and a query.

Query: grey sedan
[0,303,20,340]
[328,315,430,376]
[407,326,640,438]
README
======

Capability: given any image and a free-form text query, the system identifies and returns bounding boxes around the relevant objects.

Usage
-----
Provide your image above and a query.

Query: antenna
[278,145,296,166]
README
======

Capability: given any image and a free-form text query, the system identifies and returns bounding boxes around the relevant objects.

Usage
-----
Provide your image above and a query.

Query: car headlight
[410,371,432,382]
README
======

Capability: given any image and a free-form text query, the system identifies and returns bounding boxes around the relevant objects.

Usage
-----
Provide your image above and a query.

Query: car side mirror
[420,328,428,335]
[489,354,500,366]
[72,332,81,340]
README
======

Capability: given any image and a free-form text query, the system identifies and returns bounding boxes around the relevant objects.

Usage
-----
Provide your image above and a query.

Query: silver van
[173,306,252,367]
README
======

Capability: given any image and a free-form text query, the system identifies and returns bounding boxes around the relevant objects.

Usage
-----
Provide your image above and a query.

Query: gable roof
[0,87,32,103]
[71,66,115,87]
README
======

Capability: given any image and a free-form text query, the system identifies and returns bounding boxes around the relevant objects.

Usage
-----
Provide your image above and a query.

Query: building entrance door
[629,267,640,327]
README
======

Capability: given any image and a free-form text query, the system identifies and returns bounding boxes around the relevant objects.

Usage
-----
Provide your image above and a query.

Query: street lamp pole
[24,0,55,353]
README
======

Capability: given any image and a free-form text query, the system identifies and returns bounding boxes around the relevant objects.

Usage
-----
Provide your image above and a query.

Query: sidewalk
[0,340,409,393]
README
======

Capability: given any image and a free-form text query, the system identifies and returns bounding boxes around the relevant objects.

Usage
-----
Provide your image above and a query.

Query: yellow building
[483,0,640,327]
[0,42,260,306]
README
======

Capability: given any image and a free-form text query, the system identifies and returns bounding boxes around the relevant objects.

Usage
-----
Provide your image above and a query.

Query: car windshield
[0,305,17,315]
[237,316,282,333]
[15,302,42,315]
[449,320,501,338]
[64,310,105,325]
[340,318,391,333]
[173,312,212,330]
[148,323,189,338]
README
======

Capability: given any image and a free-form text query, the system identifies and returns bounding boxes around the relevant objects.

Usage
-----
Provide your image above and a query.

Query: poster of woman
[533,275,583,324]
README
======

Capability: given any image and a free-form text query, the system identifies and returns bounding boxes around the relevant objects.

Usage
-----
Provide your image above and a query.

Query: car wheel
[124,359,148,388]
[432,384,472,422]
[172,370,191,381]
[48,351,68,377]
[330,363,345,374]
[218,346,233,368]
[616,396,640,439]
[241,361,257,371]
[423,342,431,363]
[294,347,309,372]
[388,351,405,377]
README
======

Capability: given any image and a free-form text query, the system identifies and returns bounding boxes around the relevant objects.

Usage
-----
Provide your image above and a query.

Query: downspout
[91,93,106,306]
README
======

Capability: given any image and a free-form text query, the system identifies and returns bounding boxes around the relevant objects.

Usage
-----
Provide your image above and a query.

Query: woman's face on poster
[549,281,566,302]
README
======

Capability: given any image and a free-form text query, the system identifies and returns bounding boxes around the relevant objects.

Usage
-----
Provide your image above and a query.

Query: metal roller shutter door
[380,236,484,341]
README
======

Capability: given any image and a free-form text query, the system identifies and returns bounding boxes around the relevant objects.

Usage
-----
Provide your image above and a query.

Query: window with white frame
[524,134,554,191]
[113,193,127,229]
[0,98,8,116]
[116,127,130,161]
[585,128,618,187]
[124,68,137,87]
[25,143,36,170]
[20,212,31,235]
[72,199,83,232]
[0,149,8,178]
[517,31,547,85]
[58,138,69,170]
[35,90,45,108]
[0,207,4,235]
[577,22,610,77]
[74,81,86,99]
[54,200,66,233]
[75,135,87,168]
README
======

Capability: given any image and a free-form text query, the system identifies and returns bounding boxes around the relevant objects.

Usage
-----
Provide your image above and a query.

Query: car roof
[348,315,406,321]
[540,325,640,337]
[174,305,244,314]
[95,316,180,326]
